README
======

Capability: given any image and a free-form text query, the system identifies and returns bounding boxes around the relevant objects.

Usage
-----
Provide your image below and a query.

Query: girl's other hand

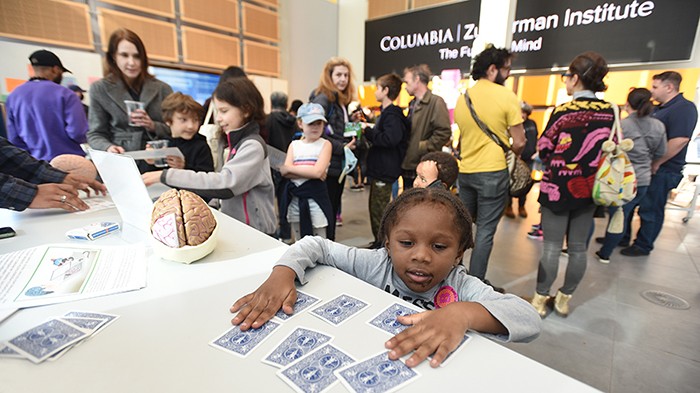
[230,266,297,330]
[384,303,470,368]
[141,171,163,186]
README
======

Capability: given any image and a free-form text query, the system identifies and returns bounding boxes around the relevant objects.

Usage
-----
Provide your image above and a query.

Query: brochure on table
[0,244,147,310]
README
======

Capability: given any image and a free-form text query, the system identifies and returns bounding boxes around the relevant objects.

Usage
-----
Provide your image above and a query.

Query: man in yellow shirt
[454,46,526,291]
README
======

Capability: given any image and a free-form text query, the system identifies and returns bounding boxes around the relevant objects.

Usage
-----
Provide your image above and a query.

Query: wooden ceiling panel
[101,0,174,18]
[0,0,91,49]
[181,0,238,33]
[242,3,278,42]
[99,8,177,62]
[244,41,279,77]
[183,26,240,69]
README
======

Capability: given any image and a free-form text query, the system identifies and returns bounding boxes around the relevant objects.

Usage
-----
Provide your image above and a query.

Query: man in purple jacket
[6,50,88,162]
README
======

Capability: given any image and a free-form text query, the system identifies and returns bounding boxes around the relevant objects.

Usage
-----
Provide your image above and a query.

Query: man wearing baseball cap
[68,84,89,119]
[6,49,88,162]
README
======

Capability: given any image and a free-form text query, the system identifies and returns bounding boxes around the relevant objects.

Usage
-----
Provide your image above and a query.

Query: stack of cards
[0,311,118,363]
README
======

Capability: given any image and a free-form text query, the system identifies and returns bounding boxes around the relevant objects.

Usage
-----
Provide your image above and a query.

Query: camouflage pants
[369,179,393,241]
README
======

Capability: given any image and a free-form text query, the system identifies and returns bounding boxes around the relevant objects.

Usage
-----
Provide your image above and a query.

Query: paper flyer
[0,244,148,310]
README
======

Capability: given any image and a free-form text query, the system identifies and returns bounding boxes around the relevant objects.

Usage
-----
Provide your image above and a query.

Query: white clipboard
[89,149,153,233]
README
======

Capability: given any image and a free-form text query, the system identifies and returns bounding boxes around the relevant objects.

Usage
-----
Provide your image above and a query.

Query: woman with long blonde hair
[309,57,358,239]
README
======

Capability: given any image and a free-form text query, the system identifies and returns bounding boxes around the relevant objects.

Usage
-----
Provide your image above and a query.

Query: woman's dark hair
[221,66,247,83]
[627,88,654,117]
[105,28,152,91]
[213,78,265,125]
[378,187,474,253]
[289,99,303,114]
[568,51,608,92]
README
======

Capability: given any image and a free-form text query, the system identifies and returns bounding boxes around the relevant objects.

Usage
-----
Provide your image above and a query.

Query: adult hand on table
[384,302,476,368]
[230,266,297,330]
[28,183,88,211]
[63,173,107,197]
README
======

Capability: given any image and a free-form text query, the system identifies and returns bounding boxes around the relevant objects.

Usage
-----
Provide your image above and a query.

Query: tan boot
[554,290,572,317]
[504,205,515,218]
[530,292,549,317]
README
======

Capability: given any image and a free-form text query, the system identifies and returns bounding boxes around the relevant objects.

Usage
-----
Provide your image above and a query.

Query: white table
[0,191,599,392]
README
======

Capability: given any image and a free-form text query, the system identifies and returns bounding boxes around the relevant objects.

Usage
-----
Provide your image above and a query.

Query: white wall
[279,0,339,102]
[338,0,368,83]
[0,41,102,99]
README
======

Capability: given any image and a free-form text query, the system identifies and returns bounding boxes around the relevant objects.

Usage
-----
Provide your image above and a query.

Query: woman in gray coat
[87,28,172,172]
[595,88,667,263]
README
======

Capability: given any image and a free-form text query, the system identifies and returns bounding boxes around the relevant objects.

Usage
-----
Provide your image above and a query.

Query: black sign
[364,1,480,80]
[511,0,700,70]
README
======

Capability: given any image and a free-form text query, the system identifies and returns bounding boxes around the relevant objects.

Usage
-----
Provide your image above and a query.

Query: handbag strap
[203,100,216,124]
[607,103,622,143]
[464,90,509,153]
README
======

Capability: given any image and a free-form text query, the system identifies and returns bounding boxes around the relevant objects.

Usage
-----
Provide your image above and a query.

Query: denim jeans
[458,169,508,280]
[598,186,649,258]
[537,205,596,295]
[633,167,684,252]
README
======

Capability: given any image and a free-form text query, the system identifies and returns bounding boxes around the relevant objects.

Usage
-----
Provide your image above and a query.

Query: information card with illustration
[0,244,147,309]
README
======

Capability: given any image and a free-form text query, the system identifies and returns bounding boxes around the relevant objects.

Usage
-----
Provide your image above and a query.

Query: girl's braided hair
[378,187,474,252]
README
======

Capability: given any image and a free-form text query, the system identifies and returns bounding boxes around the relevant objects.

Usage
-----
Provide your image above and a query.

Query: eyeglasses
[560,72,574,82]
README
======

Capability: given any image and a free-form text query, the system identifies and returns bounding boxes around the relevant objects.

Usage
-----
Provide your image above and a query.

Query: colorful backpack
[592,103,637,233]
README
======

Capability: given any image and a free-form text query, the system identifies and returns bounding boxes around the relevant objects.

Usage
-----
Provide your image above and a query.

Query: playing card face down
[210,321,280,357]
[336,352,420,393]
[274,291,321,321]
[431,334,472,367]
[7,319,88,363]
[311,294,369,326]
[263,327,333,368]
[278,344,355,393]
[367,303,418,335]
[63,311,119,336]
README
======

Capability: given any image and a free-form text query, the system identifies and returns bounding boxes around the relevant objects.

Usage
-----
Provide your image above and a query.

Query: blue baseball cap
[297,103,327,124]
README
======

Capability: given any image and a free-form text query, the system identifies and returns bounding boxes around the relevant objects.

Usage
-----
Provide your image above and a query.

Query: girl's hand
[141,171,163,186]
[230,266,297,330]
[166,155,185,169]
[384,303,471,368]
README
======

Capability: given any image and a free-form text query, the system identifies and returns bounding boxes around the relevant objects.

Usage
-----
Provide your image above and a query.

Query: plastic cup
[125,100,145,126]
[146,139,169,168]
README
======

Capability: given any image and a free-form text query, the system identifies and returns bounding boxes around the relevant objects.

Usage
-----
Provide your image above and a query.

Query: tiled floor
[333,182,700,393]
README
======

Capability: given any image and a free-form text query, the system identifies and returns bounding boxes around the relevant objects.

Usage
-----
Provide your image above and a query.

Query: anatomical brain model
[151,189,216,248]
